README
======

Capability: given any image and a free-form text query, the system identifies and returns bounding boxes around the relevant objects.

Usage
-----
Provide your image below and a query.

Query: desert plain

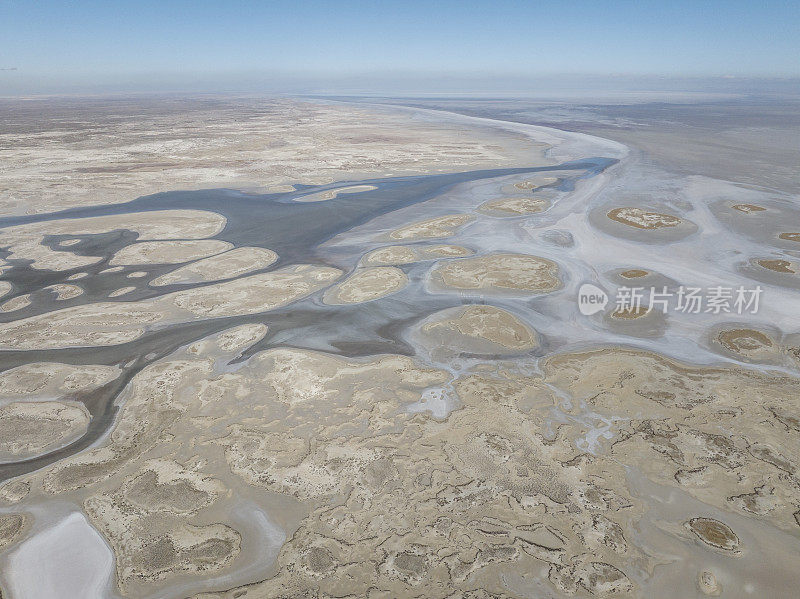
[0,94,799,598]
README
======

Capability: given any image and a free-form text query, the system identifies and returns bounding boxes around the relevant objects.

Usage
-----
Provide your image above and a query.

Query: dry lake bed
[0,95,799,598]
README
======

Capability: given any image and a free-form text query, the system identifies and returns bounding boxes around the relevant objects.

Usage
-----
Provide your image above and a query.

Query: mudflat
[0,95,799,599]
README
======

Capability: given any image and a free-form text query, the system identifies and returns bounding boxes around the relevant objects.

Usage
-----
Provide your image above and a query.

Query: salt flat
[0,95,799,598]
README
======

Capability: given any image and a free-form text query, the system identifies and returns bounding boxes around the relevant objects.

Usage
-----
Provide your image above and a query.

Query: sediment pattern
[0,98,799,599]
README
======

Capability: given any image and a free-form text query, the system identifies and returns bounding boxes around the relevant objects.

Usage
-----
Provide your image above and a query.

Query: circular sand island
[417,305,539,355]
[607,207,682,229]
[710,326,780,363]
[431,253,561,294]
[590,205,698,242]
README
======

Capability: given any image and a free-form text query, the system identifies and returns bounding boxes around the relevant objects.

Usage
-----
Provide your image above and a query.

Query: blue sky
[1,0,798,93]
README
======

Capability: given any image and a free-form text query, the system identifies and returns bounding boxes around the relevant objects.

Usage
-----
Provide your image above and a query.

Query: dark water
[0,158,612,260]
[0,158,615,480]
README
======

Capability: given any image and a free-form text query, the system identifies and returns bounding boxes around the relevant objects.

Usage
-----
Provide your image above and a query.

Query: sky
[1,0,799,94]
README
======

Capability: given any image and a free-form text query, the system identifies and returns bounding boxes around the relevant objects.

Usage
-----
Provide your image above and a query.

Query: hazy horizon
[2,0,799,96]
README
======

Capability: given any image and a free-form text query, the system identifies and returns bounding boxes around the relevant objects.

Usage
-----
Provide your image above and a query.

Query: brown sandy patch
[151,247,278,286]
[323,267,408,304]
[478,197,549,216]
[433,253,561,294]
[168,265,342,318]
[85,458,239,592]
[716,328,774,360]
[607,207,682,229]
[0,482,30,504]
[620,269,649,279]
[10,330,800,597]
[0,362,121,399]
[110,240,233,266]
[45,284,84,300]
[0,294,31,313]
[686,517,740,553]
[698,570,721,595]
[0,210,227,271]
[1,97,548,215]
[779,232,800,243]
[513,176,558,190]
[361,245,418,266]
[0,401,90,460]
[361,244,471,266]
[757,259,796,274]
[0,265,342,350]
[543,347,800,536]
[0,514,27,550]
[611,306,651,320]
[389,214,475,241]
[421,305,538,354]
[733,204,766,214]
[424,245,473,258]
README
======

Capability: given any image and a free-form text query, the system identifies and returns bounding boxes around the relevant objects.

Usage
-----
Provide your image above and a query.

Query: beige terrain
[419,305,539,354]
[109,240,233,266]
[361,244,472,266]
[1,95,798,599]
[512,175,558,190]
[0,295,32,313]
[478,196,549,216]
[0,401,90,461]
[0,97,541,215]
[322,267,408,304]
[389,214,476,240]
[756,258,797,274]
[3,329,798,598]
[606,207,682,230]
[0,362,121,400]
[0,210,227,271]
[432,253,562,294]
[0,265,342,350]
[44,284,84,301]
[150,247,279,286]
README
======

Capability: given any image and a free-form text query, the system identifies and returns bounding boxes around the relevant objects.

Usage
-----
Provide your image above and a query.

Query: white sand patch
[5,511,115,599]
